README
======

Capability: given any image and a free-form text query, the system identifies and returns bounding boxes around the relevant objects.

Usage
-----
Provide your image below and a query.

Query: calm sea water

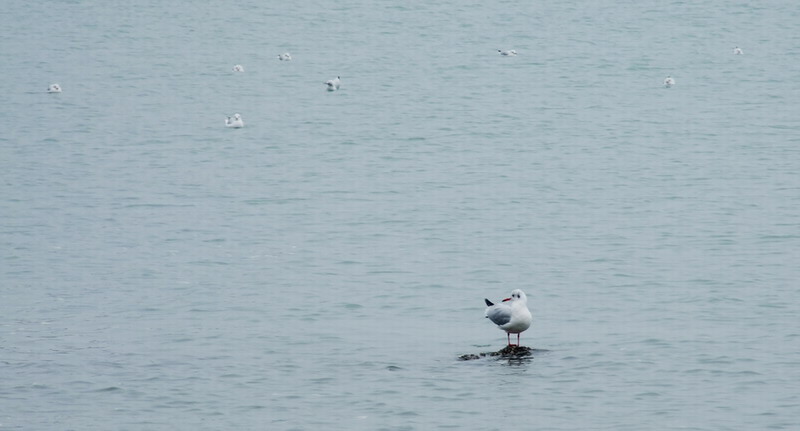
[2,1,799,430]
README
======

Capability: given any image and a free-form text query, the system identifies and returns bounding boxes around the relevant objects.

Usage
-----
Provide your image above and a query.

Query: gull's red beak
[502,297,512,302]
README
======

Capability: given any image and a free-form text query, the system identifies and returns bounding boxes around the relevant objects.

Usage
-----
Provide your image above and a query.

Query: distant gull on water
[278,52,292,61]
[48,83,62,93]
[664,76,675,88]
[733,46,743,55]
[325,76,341,91]
[498,49,518,56]
[225,113,244,128]
[232,64,244,72]
[485,289,532,346]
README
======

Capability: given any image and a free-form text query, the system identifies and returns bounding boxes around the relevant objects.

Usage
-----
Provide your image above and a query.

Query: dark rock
[459,353,482,361]
[497,345,533,357]
[459,345,534,361]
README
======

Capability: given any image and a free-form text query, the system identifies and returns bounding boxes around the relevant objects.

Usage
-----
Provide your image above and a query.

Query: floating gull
[225,113,244,128]
[47,83,62,93]
[325,76,341,91]
[664,76,675,88]
[733,46,743,55]
[485,289,532,346]
[232,64,244,72]
[498,49,517,56]
[278,52,292,61]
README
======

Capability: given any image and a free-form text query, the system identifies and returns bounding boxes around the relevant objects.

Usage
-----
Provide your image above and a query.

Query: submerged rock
[459,345,534,361]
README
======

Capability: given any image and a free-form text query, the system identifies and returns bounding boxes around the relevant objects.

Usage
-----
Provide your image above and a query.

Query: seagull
[325,76,341,91]
[664,76,675,88]
[232,64,244,72]
[498,49,517,56]
[47,83,62,93]
[485,289,532,346]
[278,52,292,61]
[733,46,743,55]
[225,113,244,128]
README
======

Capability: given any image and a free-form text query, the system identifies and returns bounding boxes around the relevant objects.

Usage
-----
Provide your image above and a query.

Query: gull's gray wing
[485,303,512,326]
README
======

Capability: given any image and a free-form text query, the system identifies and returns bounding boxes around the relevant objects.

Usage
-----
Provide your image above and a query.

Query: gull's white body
[325,76,341,91]
[225,113,244,128]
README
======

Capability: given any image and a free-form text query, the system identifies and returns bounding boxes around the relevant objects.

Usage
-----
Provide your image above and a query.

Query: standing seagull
[485,289,532,346]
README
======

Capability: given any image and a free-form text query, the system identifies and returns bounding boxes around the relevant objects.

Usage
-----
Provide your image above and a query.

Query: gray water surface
[2,1,799,430]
